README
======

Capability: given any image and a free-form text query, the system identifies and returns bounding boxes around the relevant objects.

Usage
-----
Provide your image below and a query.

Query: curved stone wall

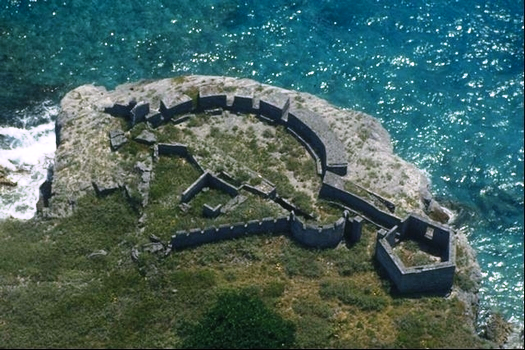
[290,212,345,249]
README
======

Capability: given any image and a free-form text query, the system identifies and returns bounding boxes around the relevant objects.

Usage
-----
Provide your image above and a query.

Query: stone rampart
[208,173,240,197]
[259,93,290,122]
[103,99,136,118]
[376,238,456,293]
[274,195,314,220]
[157,143,190,157]
[170,211,355,250]
[160,94,193,120]
[181,172,210,203]
[203,203,222,218]
[130,101,149,127]
[157,143,204,173]
[171,216,290,249]
[400,214,454,259]
[231,95,256,114]
[400,264,456,294]
[99,80,455,295]
[198,86,227,111]
[375,215,456,294]
[287,108,347,176]
[345,215,364,244]
[286,127,323,175]
[290,212,345,248]
[181,171,239,203]
[320,171,401,228]
[242,183,277,199]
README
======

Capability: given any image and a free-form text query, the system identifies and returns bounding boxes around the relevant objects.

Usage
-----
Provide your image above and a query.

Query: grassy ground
[0,109,495,348]
[0,192,493,348]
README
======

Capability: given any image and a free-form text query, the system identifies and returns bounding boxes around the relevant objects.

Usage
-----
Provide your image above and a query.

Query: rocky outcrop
[0,165,17,187]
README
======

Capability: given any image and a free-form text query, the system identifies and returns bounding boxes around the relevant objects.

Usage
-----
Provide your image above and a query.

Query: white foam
[0,104,58,220]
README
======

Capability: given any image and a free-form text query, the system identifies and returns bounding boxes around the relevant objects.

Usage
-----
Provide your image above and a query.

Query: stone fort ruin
[69,79,456,294]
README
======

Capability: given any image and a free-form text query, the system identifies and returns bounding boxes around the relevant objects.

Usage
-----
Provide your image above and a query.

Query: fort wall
[375,216,456,294]
[170,212,359,250]
[376,235,456,293]
[258,93,290,122]
[171,216,290,249]
[231,95,256,114]
[320,171,401,228]
[198,86,227,111]
[160,94,193,120]
[290,212,345,248]
[101,82,456,295]
[401,214,455,260]
[287,108,347,176]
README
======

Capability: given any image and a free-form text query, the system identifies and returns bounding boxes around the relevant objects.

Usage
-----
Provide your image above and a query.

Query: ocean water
[1,0,523,330]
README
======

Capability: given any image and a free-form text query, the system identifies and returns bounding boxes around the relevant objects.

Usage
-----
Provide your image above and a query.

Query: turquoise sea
[1,0,523,331]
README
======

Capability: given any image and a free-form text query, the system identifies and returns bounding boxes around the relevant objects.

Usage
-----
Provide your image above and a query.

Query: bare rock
[134,129,157,145]
[427,199,451,223]
[109,128,127,151]
[0,165,17,187]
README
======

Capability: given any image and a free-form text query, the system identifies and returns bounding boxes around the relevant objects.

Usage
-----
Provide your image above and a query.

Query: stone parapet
[320,171,400,228]
[160,94,193,120]
[198,86,227,111]
[259,92,290,122]
[375,215,456,294]
[170,211,353,250]
[288,108,347,176]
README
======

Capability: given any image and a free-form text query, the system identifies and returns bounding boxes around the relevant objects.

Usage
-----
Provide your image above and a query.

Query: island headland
[2,75,514,348]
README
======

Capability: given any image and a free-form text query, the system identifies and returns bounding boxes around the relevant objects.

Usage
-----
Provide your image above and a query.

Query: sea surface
[1,0,523,331]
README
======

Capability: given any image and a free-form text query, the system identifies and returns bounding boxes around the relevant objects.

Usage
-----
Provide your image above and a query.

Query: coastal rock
[0,165,17,187]
[47,84,139,218]
[426,198,451,223]
[483,312,514,346]
[46,74,462,221]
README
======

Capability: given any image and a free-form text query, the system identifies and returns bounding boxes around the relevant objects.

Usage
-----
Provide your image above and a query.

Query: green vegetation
[181,290,295,349]
[394,239,441,267]
[0,103,494,349]
[0,194,492,348]
[175,115,321,217]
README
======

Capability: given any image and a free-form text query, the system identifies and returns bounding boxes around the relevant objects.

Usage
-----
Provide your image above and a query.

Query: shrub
[262,280,286,298]
[292,297,332,319]
[181,290,295,349]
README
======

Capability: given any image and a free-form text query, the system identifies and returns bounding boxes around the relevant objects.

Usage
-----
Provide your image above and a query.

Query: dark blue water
[1,0,523,328]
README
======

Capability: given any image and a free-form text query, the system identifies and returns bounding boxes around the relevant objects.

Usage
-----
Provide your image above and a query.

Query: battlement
[375,214,456,294]
[170,211,363,250]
